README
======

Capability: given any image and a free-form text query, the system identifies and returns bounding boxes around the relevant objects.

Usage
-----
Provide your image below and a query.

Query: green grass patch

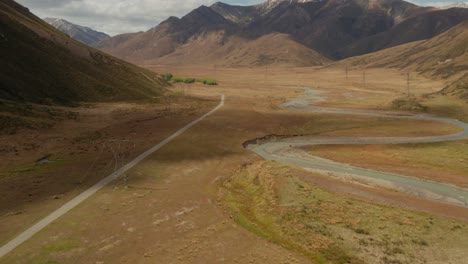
[161,73,173,81]
[196,78,218,85]
[172,77,195,83]
[161,73,217,85]
[43,241,79,253]
[38,261,58,264]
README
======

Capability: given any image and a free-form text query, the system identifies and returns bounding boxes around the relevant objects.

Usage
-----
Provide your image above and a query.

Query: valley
[1,0,467,263]
[2,66,467,263]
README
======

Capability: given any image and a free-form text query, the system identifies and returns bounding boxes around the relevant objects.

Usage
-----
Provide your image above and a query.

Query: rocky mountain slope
[44,17,110,45]
[0,0,167,105]
[341,21,468,78]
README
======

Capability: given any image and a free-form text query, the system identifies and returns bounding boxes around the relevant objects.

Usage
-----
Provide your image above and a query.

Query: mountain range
[44,18,110,45]
[95,0,468,67]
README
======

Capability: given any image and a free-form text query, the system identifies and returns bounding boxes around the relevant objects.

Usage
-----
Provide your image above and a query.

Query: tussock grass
[305,140,468,189]
[0,100,78,134]
[43,241,79,253]
[220,161,468,264]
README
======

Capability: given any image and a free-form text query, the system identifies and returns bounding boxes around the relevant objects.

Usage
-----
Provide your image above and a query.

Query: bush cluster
[160,73,217,85]
[161,73,173,81]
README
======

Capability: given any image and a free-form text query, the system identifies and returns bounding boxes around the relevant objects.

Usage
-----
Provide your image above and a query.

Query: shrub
[161,73,173,81]
[183,78,196,83]
[171,76,217,85]
[202,79,217,85]
[354,228,370,235]
[171,77,195,83]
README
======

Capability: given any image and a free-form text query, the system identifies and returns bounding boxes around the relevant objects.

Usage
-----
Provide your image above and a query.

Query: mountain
[340,20,468,79]
[95,0,468,66]
[0,0,167,105]
[95,6,242,66]
[43,18,110,45]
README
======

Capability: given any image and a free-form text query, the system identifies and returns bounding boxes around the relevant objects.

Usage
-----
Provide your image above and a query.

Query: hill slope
[95,0,468,65]
[342,21,468,79]
[338,21,468,100]
[439,73,468,99]
[43,17,110,45]
[135,32,330,67]
[335,7,468,58]
[0,0,167,105]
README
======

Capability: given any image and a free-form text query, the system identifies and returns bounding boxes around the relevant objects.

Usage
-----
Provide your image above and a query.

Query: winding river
[248,87,468,208]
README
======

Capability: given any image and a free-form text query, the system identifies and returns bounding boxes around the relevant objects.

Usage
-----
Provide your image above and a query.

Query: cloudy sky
[16,0,465,36]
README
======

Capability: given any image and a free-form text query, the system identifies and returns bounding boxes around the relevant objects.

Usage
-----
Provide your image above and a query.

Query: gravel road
[0,95,225,259]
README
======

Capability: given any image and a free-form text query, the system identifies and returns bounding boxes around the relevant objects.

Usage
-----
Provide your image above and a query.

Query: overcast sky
[16,0,466,36]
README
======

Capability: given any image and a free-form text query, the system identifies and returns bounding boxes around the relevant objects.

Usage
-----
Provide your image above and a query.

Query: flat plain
[1,66,467,263]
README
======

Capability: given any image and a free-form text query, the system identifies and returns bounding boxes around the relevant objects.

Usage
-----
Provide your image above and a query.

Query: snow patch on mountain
[257,0,316,13]
[44,18,110,45]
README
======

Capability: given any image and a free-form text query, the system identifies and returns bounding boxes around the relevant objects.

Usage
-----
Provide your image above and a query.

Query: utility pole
[107,139,132,189]
[265,65,268,83]
[363,69,366,88]
[407,72,411,97]
[345,66,348,80]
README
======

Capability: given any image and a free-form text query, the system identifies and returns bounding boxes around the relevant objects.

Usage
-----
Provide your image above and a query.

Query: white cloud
[16,0,219,36]
[406,0,468,7]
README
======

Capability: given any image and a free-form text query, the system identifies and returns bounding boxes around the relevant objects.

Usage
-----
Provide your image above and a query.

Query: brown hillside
[439,73,468,99]
[150,33,330,67]
[336,8,468,58]
[341,21,468,79]
[93,32,141,49]
[0,0,167,105]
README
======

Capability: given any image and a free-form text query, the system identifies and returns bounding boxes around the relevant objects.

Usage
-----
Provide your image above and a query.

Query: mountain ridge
[43,17,110,45]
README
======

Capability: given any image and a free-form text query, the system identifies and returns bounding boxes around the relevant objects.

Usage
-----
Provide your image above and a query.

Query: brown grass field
[1,66,467,263]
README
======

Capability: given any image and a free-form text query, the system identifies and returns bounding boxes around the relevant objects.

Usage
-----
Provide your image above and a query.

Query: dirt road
[0,95,225,259]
